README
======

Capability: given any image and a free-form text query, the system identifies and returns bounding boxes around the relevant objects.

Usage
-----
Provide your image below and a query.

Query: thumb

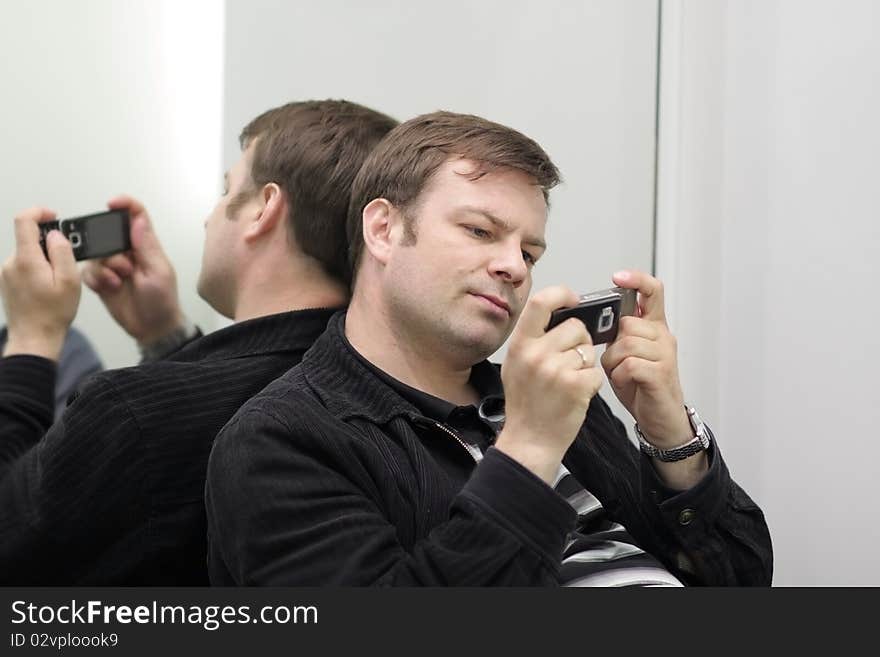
[45,230,79,281]
[130,213,167,263]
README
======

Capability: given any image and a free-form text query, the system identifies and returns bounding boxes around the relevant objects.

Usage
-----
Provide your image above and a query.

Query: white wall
[658,0,880,585]
[223,0,660,424]
[1,0,657,405]
[0,0,224,369]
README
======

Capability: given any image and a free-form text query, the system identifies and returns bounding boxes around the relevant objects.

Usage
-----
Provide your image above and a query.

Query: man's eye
[466,225,491,239]
[522,250,536,266]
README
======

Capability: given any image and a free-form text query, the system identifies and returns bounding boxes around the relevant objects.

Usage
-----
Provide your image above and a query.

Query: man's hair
[235,100,398,284]
[346,110,560,283]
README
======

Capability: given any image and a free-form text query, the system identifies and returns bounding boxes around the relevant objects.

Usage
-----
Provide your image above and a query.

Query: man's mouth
[471,292,511,315]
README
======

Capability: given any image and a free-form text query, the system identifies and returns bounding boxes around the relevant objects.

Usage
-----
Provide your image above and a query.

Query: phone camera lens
[597,306,614,333]
[69,232,82,248]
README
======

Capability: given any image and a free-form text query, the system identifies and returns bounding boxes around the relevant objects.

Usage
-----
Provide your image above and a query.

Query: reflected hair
[233,100,398,285]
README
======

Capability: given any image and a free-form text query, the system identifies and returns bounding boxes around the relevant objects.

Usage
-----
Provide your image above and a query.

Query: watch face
[687,407,701,429]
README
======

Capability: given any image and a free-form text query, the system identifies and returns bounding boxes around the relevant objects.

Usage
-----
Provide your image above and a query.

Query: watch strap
[635,406,711,462]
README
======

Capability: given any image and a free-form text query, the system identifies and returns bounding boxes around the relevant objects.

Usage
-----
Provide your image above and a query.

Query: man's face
[383,158,547,364]
[197,142,260,317]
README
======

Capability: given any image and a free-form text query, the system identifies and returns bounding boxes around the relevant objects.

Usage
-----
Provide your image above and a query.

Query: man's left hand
[0,207,81,361]
[600,269,692,448]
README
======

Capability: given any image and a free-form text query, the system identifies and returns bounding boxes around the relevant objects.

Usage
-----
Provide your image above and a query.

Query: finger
[45,230,78,281]
[564,365,605,403]
[608,356,658,389]
[514,286,580,338]
[569,343,596,370]
[101,253,135,278]
[82,263,122,292]
[82,254,133,285]
[612,270,666,323]
[107,195,146,217]
[543,316,591,353]
[123,209,166,264]
[13,207,56,257]
[543,343,593,376]
[97,266,123,290]
[81,259,109,290]
[602,335,663,372]
[108,195,167,261]
[616,315,660,341]
[81,264,99,291]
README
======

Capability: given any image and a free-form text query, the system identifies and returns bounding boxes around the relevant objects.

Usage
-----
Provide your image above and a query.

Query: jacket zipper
[430,421,483,463]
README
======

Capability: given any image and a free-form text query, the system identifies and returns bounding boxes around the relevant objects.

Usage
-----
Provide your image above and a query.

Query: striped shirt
[555,465,682,587]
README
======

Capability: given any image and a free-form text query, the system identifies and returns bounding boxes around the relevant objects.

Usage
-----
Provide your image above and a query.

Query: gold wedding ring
[574,346,588,369]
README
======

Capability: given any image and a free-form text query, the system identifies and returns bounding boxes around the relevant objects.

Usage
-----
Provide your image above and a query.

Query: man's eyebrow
[460,205,546,250]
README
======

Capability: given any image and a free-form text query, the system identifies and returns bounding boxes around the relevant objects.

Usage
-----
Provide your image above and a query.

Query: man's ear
[361,198,403,266]
[243,183,285,242]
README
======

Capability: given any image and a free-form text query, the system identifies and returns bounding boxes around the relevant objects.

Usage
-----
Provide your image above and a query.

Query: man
[0,99,397,584]
[206,111,772,586]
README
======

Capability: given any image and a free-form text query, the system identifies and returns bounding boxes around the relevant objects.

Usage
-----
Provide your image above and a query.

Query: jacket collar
[171,307,340,362]
[302,311,420,424]
[302,311,504,426]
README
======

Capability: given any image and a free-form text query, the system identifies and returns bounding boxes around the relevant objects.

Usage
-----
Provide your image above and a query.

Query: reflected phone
[546,286,637,344]
[38,209,131,261]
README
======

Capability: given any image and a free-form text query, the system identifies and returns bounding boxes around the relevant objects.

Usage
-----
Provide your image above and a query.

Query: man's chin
[452,324,511,362]
[196,279,233,319]
[195,277,209,305]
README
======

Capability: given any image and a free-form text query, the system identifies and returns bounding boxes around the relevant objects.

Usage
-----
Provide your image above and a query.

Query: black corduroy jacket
[0,308,337,584]
[206,312,772,586]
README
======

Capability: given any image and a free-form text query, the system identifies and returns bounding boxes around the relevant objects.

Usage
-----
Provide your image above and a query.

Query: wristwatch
[635,406,711,462]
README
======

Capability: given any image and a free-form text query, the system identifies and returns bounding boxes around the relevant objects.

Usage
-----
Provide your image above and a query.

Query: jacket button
[678,508,696,526]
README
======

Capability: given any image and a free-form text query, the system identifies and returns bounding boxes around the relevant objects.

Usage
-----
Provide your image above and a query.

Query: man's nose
[489,241,528,287]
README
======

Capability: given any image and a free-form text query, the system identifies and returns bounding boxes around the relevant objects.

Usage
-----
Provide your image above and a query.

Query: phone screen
[83,213,128,254]
[62,209,130,260]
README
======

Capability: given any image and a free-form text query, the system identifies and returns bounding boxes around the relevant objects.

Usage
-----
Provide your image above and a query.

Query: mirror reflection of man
[0,100,397,584]
[0,325,102,419]
[206,111,772,586]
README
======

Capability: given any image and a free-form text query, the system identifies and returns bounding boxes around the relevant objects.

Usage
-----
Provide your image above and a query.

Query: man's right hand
[82,195,185,347]
[495,286,605,485]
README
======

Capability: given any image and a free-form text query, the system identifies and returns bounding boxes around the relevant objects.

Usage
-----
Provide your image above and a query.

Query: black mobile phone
[546,286,638,344]
[38,209,131,261]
